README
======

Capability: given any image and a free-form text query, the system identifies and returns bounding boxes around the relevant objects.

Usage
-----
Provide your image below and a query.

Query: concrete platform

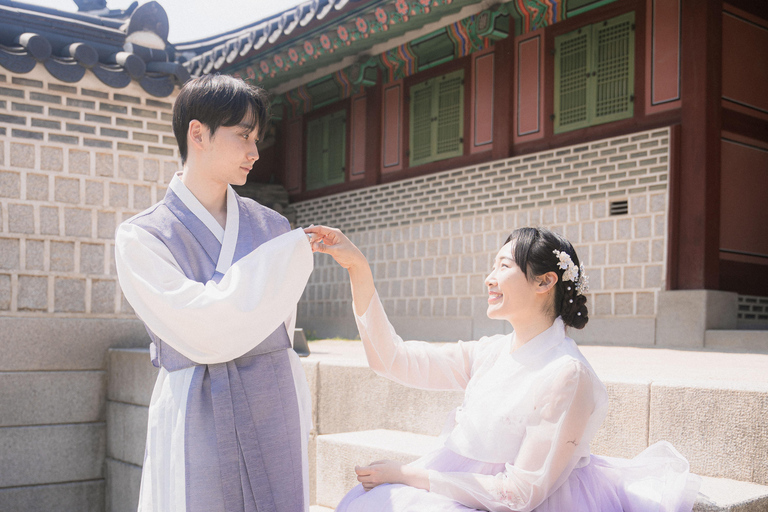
[315,429,768,511]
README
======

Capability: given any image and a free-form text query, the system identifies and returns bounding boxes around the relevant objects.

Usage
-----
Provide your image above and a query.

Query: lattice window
[305,109,346,191]
[554,12,635,134]
[409,69,464,167]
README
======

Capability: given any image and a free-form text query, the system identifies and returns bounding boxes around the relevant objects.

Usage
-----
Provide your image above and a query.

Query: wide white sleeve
[427,360,595,512]
[354,291,492,391]
[115,223,313,364]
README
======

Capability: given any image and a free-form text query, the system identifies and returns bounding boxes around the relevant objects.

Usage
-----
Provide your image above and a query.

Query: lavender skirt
[336,441,701,512]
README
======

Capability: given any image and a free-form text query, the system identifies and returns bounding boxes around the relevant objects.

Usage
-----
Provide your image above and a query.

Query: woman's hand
[354,460,430,492]
[304,225,375,315]
[304,225,366,270]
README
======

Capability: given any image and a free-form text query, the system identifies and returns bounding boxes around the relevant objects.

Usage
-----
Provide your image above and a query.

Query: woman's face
[484,241,540,322]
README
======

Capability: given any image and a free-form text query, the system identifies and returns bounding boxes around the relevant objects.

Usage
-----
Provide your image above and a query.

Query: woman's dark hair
[504,227,589,329]
[172,74,270,163]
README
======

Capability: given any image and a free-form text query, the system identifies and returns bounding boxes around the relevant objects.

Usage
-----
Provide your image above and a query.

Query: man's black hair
[172,74,270,163]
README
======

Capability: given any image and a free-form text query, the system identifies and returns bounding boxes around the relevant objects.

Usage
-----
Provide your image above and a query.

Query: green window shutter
[305,117,325,191]
[325,110,346,186]
[554,27,592,134]
[592,12,635,124]
[409,69,465,167]
[435,69,464,160]
[410,79,435,167]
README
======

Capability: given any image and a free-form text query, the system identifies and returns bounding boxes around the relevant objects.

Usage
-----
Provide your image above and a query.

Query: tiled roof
[0,0,189,97]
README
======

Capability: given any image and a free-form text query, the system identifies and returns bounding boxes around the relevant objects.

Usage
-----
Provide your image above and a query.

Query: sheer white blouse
[354,291,610,512]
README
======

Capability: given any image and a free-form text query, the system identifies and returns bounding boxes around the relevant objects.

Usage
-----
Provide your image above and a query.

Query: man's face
[203,115,260,187]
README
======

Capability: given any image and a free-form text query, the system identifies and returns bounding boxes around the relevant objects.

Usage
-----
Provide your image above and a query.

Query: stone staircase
[106,337,768,512]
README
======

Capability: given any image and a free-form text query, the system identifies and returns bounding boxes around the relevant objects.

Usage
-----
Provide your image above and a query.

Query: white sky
[19,0,304,44]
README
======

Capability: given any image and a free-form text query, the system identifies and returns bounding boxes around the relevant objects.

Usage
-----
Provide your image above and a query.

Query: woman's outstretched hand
[303,225,375,315]
[354,460,430,492]
[303,225,366,269]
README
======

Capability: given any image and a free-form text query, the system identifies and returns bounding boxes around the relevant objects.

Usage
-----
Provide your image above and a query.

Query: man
[116,74,313,512]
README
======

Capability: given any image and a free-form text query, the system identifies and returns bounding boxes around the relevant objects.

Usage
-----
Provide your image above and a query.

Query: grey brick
[41,146,63,171]
[18,275,47,311]
[10,143,35,168]
[54,177,80,204]
[0,170,21,198]
[80,243,104,274]
[109,183,129,207]
[66,98,95,109]
[116,117,142,128]
[102,128,128,138]
[133,185,151,209]
[84,113,112,124]
[12,128,44,140]
[84,138,111,148]
[29,91,61,104]
[0,113,27,125]
[48,83,77,93]
[0,239,20,269]
[100,102,127,114]
[8,203,34,234]
[55,278,85,312]
[12,102,43,113]
[25,239,44,270]
[132,107,157,118]
[0,86,24,98]
[114,93,141,104]
[26,173,49,201]
[49,133,78,145]
[65,122,95,134]
[64,208,91,237]
[117,142,144,153]
[69,149,90,175]
[0,274,9,310]
[40,206,60,235]
[50,241,75,272]
[49,107,80,119]
[85,180,103,205]
[118,156,139,179]
[97,211,116,239]
[29,119,59,130]
[82,88,108,98]
[148,146,173,157]
[146,99,172,109]
[91,279,115,313]
[133,132,158,143]
[143,158,159,181]
[147,122,172,132]
[95,153,113,177]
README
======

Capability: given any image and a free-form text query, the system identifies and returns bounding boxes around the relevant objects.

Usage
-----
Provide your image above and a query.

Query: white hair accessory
[553,250,589,294]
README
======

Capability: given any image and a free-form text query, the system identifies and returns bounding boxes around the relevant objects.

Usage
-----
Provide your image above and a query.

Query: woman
[304,225,701,512]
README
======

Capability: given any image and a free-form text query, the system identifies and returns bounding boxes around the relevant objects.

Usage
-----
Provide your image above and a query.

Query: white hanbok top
[354,291,610,512]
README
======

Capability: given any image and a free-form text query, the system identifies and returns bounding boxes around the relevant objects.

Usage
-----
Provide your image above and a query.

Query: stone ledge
[0,423,105,487]
[106,401,148,466]
[0,371,105,427]
[106,458,141,512]
[0,479,104,512]
[705,330,768,352]
[315,429,768,511]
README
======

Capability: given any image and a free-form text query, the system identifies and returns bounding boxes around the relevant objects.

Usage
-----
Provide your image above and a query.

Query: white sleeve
[427,361,595,512]
[354,291,492,391]
[115,223,313,364]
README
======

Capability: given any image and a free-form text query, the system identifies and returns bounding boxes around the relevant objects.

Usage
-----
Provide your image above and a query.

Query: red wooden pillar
[672,0,722,290]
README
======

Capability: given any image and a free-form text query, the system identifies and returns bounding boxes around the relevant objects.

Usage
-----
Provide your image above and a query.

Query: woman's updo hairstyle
[504,227,589,329]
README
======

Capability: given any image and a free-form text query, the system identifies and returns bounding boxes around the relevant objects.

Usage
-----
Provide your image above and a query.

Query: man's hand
[354,460,430,492]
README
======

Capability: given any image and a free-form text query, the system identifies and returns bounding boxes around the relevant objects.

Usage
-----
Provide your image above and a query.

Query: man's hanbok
[337,292,702,512]
[115,174,313,512]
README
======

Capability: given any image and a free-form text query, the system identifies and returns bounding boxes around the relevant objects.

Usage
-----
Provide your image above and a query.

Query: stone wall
[0,65,178,510]
[294,128,671,344]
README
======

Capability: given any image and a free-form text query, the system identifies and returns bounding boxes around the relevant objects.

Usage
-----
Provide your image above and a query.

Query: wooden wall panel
[513,30,545,143]
[381,81,403,173]
[720,140,768,257]
[645,0,682,114]
[471,50,494,153]
[350,94,367,180]
[284,117,303,194]
[722,8,768,119]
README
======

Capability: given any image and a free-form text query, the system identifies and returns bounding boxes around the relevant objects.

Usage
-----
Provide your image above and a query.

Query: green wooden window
[409,69,465,167]
[554,12,635,134]
[305,110,346,191]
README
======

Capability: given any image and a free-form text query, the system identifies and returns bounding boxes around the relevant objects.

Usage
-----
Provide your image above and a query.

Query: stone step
[705,330,768,352]
[315,429,768,512]
[309,341,768,487]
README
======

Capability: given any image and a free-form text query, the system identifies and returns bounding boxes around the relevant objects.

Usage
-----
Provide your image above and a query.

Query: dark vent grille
[610,200,628,216]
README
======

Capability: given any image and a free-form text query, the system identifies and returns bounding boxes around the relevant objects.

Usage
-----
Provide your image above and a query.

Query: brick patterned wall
[738,295,768,327]
[0,67,179,318]
[294,128,671,339]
